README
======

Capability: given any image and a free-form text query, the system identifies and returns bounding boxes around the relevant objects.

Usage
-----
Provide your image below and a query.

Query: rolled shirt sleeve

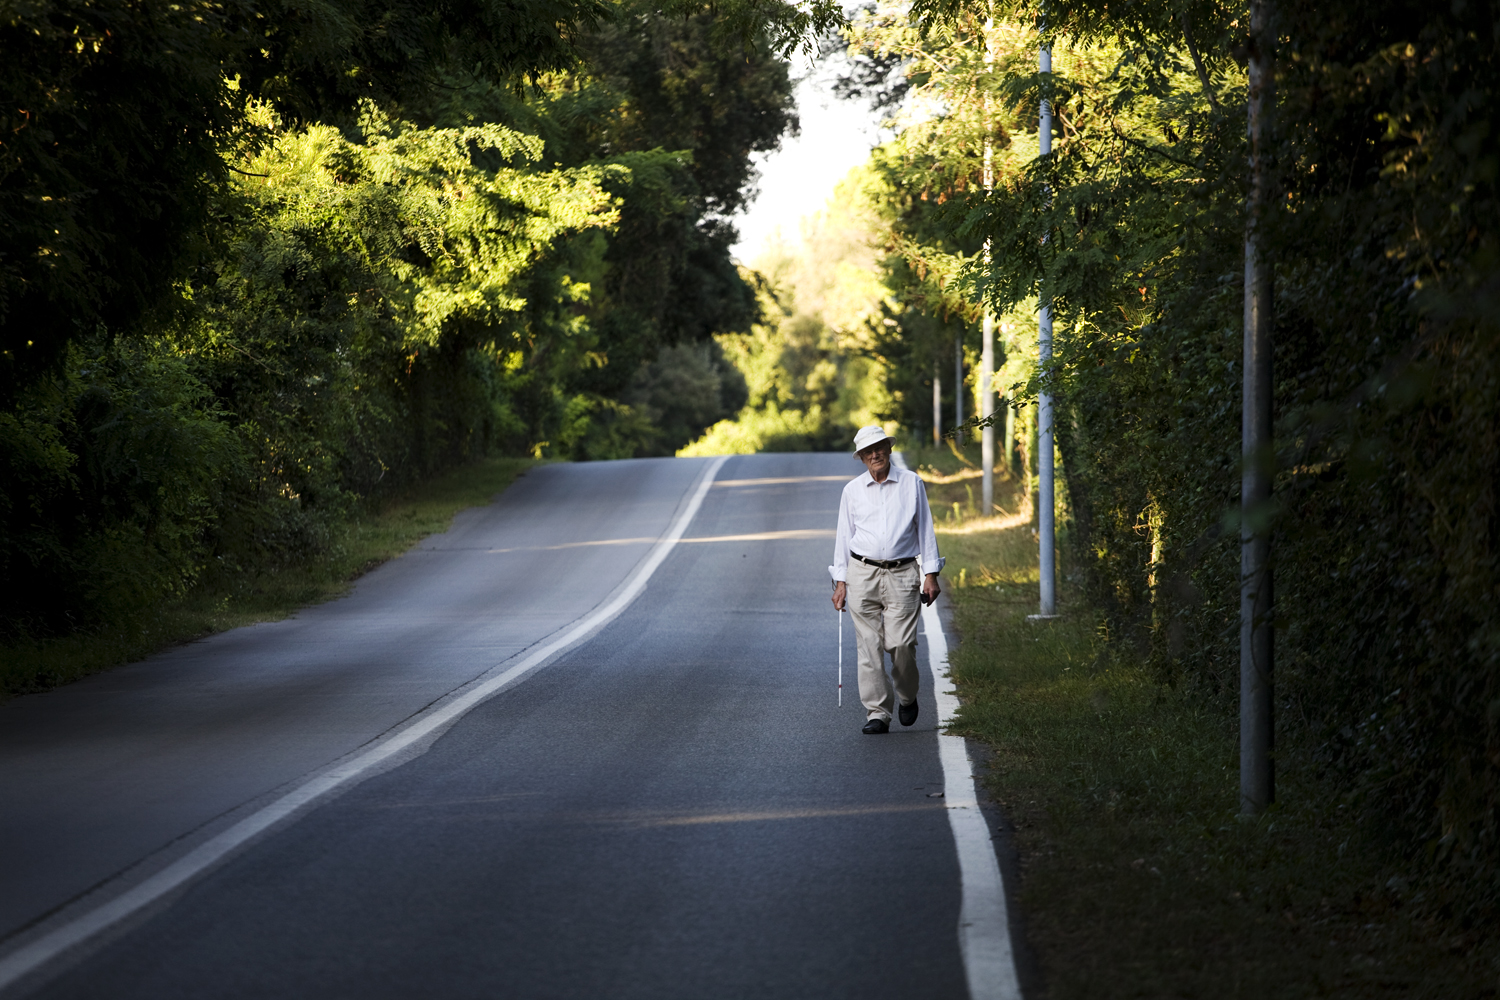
[913,475,945,576]
[831,487,852,583]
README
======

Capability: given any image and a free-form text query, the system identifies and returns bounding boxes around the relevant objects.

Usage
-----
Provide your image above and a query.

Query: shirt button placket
[881,480,891,560]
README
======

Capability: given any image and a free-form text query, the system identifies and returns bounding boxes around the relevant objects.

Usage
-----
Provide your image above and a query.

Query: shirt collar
[862,467,900,486]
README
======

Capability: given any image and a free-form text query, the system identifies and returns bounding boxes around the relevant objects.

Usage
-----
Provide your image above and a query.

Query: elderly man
[830,425,944,735]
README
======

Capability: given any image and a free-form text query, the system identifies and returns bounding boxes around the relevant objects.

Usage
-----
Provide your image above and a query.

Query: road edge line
[922,594,1023,997]
[0,454,731,993]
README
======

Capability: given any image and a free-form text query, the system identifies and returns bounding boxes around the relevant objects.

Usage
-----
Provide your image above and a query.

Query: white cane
[829,565,843,706]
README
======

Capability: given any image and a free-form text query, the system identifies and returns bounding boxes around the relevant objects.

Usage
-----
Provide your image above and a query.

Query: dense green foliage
[842,0,1500,913]
[831,14,1043,459]
[0,0,619,398]
[1,0,814,640]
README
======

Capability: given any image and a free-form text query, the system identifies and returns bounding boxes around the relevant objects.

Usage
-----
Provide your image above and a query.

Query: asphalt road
[1,453,978,999]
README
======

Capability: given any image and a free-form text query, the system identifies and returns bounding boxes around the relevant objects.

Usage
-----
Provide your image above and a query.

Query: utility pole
[954,339,964,447]
[981,324,994,503]
[1004,388,1015,474]
[980,13,996,515]
[1035,39,1057,618]
[1241,0,1275,816]
[932,364,941,446]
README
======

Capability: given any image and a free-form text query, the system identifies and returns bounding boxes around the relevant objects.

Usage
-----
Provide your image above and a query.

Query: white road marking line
[681,529,833,543]
[471,527,833,554]
[710,475,848,487]
[479,536,659,553]
[924,601,1023,1000]
[896,444,1022,1000]
[0,454,731,993]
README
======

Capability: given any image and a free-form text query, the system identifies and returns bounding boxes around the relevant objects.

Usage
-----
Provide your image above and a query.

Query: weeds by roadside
[1,457,537,700]
[907,439,1499,998]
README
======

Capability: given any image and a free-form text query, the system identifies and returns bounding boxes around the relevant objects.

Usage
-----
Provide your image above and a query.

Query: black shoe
[862,718,890,735]
[899,700,919,727]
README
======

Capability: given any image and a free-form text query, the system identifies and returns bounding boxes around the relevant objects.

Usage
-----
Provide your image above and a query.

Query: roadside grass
[910,445,1499,998]
[1,457,538,700]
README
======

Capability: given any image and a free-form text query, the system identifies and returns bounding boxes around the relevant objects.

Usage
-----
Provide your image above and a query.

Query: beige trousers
[846,558,921,722]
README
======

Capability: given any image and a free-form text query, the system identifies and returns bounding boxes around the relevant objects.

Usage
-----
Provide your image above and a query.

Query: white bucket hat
[852,424,893,455]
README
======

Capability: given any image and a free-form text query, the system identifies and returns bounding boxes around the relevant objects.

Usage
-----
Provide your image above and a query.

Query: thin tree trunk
[1240,0,1276,816]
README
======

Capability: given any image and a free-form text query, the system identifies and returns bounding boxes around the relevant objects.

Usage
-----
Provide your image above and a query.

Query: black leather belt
[851,552,916,570]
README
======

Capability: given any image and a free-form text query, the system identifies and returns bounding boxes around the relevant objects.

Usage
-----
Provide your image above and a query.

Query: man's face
[859,443,892,479]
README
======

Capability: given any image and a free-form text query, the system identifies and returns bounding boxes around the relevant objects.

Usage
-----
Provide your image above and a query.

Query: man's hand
[922,573,941,605]
[832,580,847,612]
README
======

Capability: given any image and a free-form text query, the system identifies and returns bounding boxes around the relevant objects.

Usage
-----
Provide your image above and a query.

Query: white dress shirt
[830,466,945,582]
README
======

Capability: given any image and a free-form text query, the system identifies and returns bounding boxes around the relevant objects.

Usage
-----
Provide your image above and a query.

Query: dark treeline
[0,0,839,638]
[843,0,1500,911]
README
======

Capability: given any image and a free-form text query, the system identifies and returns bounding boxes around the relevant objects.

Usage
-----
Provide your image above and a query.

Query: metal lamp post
[1240,0,1275,816]
[1034,40,1058,619]
[980,16,996,516]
